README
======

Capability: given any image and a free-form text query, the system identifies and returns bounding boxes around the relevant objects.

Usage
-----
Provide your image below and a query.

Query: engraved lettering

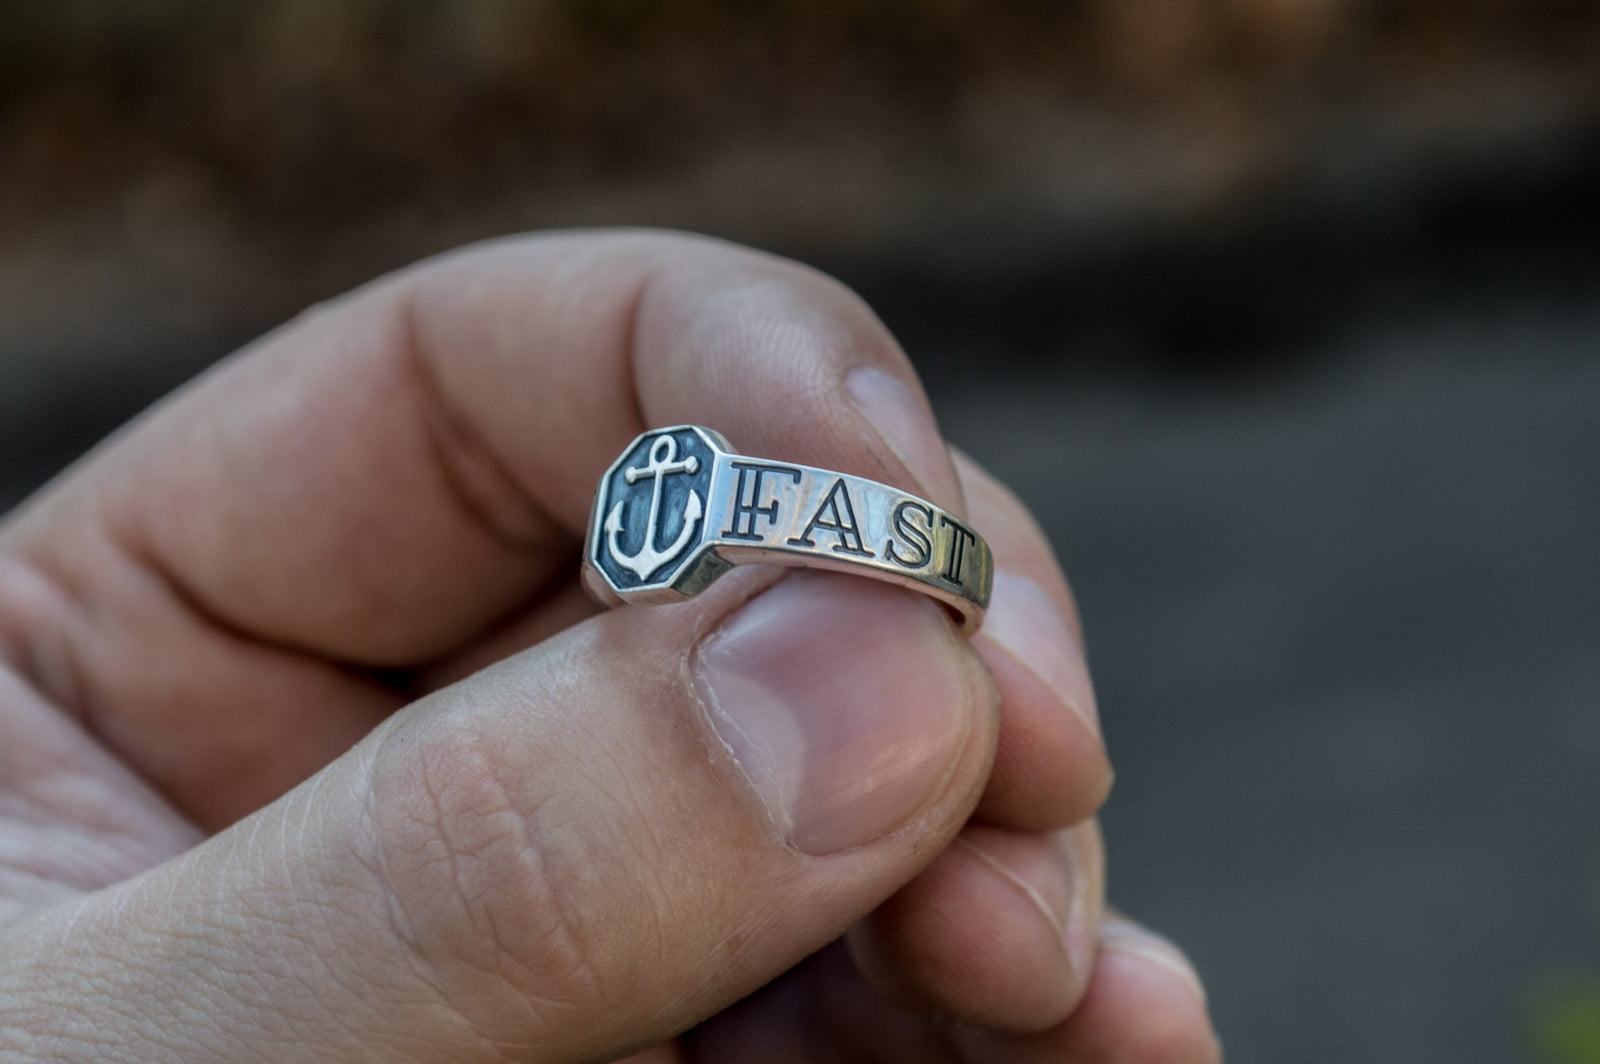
[939,515,979,583]
[884,499,934,569]
[722,461,803,540]
[788,478,875,557]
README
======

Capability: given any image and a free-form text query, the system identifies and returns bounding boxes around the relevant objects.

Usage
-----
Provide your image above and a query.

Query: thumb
[3,572,997,1063]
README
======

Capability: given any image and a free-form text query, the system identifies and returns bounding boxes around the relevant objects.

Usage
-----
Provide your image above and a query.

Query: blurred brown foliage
[2,1,1598,356]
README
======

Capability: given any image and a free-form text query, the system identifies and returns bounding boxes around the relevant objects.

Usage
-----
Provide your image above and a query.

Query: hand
[0,231,1219,1062]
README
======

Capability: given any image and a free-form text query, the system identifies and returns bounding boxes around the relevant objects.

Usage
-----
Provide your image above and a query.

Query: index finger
[2,231,961,669]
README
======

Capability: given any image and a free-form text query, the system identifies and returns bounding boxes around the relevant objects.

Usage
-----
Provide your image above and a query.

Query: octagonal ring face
[588,426,724,595]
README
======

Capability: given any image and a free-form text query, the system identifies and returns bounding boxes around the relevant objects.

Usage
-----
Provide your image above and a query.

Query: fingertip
[844,364,963,512]
[948,450,1110,831]
[943,914,1221,1064]
[848,825,1102,1034]
[951,448,1083,640]
[972,572,1112,830]
[1072,917,1222,1064]
[973,625,1112,829]
[1099,918,1207,1002]
[981,573,1100,735]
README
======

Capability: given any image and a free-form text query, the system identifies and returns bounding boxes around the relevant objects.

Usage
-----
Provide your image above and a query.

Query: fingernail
[980,573,1101,739]
[694,571,977,855]
[845,366,953,502]
[1099,917,1208,1005]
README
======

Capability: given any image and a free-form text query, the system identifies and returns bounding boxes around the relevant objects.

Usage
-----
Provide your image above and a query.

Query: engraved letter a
[787,478,874,557]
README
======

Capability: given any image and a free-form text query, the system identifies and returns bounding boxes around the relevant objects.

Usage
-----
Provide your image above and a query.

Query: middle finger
[849,821,1107,1032]
[960,448,1111,830]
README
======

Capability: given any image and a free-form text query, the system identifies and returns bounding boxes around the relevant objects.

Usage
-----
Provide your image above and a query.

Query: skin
[0,231,1221,1063]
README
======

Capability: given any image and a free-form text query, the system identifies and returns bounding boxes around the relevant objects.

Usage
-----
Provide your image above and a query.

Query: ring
[582,425,993,632]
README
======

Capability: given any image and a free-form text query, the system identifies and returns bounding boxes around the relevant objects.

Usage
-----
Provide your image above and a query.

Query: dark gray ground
[868,140,1600,1063]
[4,162,1599,1063]
[935,326,1600,1064]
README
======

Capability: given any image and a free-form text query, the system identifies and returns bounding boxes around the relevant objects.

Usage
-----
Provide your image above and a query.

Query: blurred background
[3,2,1599,1060]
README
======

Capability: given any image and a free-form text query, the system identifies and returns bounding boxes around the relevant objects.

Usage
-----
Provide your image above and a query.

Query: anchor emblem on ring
[604,434,704,580]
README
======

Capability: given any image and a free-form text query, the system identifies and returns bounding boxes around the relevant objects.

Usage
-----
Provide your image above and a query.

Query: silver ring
[582,425,993,632]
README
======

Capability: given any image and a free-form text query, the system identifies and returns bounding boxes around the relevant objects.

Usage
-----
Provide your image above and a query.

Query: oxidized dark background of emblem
[593,428,714,590]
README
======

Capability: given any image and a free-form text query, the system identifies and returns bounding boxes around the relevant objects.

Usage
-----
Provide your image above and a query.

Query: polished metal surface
[583,425,993,632]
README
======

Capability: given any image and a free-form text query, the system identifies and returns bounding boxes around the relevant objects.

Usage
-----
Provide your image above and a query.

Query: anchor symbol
[605,434,704,580]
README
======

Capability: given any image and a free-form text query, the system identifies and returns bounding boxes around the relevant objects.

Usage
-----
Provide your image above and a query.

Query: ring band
[582,425,993,632]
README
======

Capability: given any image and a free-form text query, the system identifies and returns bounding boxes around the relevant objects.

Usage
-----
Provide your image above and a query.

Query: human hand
[0,231,1219,1062]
